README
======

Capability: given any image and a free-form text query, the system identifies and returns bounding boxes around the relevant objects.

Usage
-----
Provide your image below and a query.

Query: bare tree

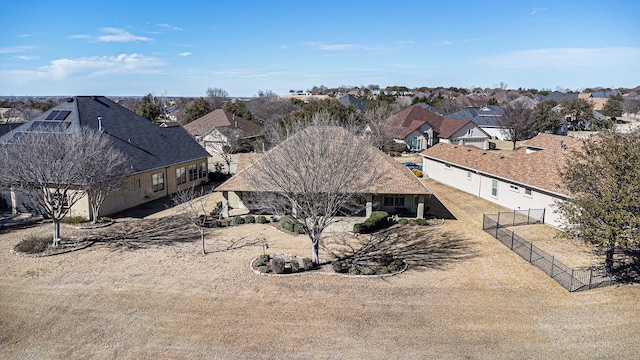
[206,87,229,109]
[0,128,129,244]
[249,112,381,264]
[246,90,301,125]
[362,102,395,150]
[496,102,537,150]
[210,127,244,174]
[84,141,132,224]
[172,186,220,255]
[438,98,462,115]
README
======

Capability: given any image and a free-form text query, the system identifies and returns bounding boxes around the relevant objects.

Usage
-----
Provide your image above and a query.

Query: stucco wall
[422,157,565,227]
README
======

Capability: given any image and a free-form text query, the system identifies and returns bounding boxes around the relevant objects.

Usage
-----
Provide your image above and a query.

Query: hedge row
[353,211,391,234]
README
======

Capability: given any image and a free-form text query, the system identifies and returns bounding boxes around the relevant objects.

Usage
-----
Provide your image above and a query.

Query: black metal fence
[483,210,614,292]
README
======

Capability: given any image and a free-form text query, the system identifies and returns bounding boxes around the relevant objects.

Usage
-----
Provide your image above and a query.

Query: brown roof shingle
[422,134,583,196]
[216,126,431,195]
[183,109,262,139]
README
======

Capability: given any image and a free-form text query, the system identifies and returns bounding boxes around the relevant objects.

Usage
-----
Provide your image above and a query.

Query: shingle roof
[381,105,446,139]
[216,126,431,196]
[0,122,25,138]
[183,109,263,139]
[445,106,504,127]
[0,96,210,174]
[422,134,583,196]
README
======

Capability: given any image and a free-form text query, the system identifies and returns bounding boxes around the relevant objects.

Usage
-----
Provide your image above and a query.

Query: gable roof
[216,126,431,196]
[421,133,582,196]
[445,106,504,127]
[0,96,210,174]
[0,122,26,138]
[183,109,263,139]
[381,105,445,139]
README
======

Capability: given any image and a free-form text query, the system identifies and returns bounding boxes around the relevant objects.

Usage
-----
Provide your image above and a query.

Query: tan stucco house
[0,96,211,218]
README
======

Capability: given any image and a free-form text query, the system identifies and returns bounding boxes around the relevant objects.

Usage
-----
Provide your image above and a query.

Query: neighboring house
[379,105,489,150]
[533,91,578,103]
[421,134,583,227]
[579,91,620,111]
[0,96,210,218]
[444,106,508,140]
[215,126,432,219]
[183,109,263,173]
[338,94,370,112]
[455,95,489,108]
[414,102,443,116]
[508,96,538,109]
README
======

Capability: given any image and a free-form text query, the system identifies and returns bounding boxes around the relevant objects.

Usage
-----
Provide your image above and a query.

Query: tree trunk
[311,238,319,265]
[512,139,517,151]
[605,240,615,274]
[91,204,99,224]
[200,230,206,255]
[53,219,61,246]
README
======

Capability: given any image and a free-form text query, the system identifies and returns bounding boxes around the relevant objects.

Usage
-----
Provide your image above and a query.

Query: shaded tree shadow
[426,195,456,220]
[613,249,640,284]
[322,225,477,271]
[205,232,263,253]
[92,217,200,250]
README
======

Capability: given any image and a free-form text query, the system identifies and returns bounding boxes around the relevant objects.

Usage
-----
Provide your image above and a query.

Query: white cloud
[531,7,547,15]
[18,34,32,38]
[97,28,152,42]
[477,47,640,69]
[158,23,184,31]
[13,55,39,61]
[304,42,392,52]
[0,45,35,54]
[433,40,452,46]
[178,52,192,57]
[2,53,165,82]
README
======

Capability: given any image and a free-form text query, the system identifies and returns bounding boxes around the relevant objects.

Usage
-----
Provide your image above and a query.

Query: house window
[444,163,451,170]
[199,162,207,179]
[509,184,519,192]
[467,171,472,180]
[176,167,186,185]
[525,188,532,197]
[188,164,198,181]
[152,172,164,192]
[383,195,405,207]
[467,128,472,135]
[491,179,498,197]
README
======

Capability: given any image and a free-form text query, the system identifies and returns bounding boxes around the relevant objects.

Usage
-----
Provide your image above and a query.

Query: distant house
[338,94,370,112]
[380,105,489,150]
[455,94,489,108]
[533,91,578,103]
[183,109,263,173]
[579,91,620,111]
[0,96,211,218]
[215,126,433,219]
[444,106,509,140]
[421,134,583,227]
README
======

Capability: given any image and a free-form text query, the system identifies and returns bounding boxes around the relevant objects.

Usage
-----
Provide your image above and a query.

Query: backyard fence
[483,210,614,292]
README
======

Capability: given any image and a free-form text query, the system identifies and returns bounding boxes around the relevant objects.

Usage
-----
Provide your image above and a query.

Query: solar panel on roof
[54,110,71,120]
[45,111,59,120]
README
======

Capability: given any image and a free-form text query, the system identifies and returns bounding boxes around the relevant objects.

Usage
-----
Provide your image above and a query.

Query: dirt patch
[1,183,639,359]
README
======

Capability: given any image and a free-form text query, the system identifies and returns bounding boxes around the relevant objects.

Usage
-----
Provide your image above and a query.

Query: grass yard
[1,180,639,359]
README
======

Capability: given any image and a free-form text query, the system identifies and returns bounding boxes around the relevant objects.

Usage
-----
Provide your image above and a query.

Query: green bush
[415,218,428,226]
[15,235,51,254]
[353,211,390,234]
[256,215,269,224]
[244,215,256,223]
[392,142,408,153]
[61,216,89,224]
[254,254,270,267]
[398,218,409,225]
[233,216,245,225]
[332,260,350,273]
[100,217,113,223]
[488,141,497,150]
[282,218,304,234]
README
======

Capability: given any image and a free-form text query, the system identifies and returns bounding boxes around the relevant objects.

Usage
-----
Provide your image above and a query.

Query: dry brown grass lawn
[1,180,639,359]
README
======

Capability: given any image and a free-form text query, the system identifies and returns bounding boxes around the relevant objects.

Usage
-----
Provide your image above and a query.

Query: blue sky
[2,1,639,97]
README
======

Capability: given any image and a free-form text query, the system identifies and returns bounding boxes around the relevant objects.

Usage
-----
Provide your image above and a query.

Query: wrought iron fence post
[513,210,516,226]
[510,231,514,249]
[588,267,593,289]
[551,256,554,277]
[495,212,500,238]
[569,268,574,292]
[529,242,533,262]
